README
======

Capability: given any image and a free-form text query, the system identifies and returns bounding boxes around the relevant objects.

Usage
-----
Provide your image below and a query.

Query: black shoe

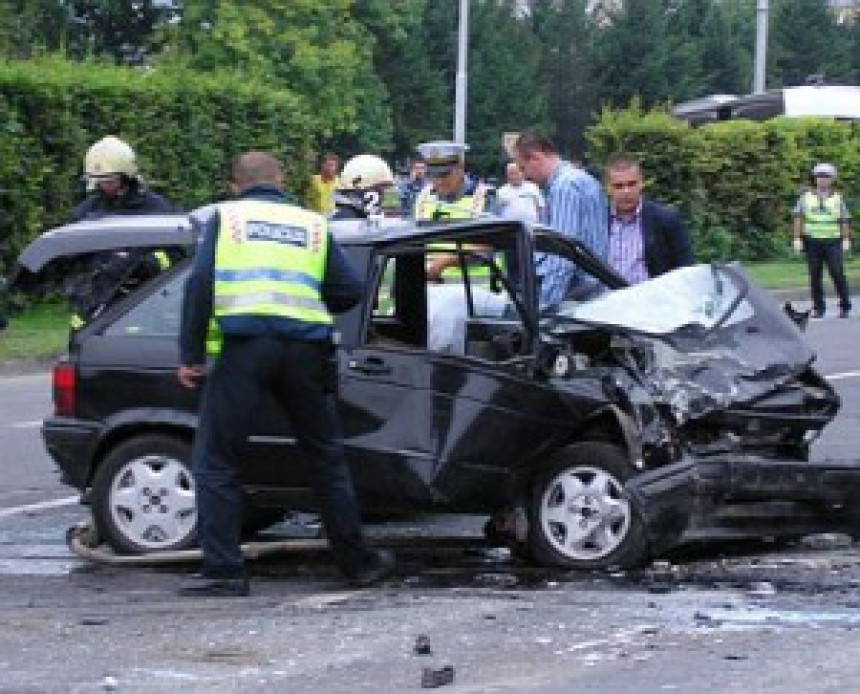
[840,309,850,318]
[178,573,250,597]
[812,310,825,319]
[348,549,395,587]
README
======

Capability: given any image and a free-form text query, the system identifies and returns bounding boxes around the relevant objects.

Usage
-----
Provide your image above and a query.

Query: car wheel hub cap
[541,466,631,561]
[109,455,196,550]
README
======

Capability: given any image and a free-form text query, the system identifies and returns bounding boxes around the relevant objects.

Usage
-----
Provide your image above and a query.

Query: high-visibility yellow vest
[415,185,487,222]
[415,185,502,282]
[213,200,332,328]
[205,319,222,356]
[801,191,843,239]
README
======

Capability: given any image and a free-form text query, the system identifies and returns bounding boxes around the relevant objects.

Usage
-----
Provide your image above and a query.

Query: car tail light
[53,362,76,417]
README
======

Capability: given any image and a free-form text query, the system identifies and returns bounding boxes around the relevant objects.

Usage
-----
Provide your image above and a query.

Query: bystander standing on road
[514,131,608,310]
[177,151,394,597]
[494,161,544,223]
[604,154,693,284]
[792,162,852,318]
[306,152,340,216]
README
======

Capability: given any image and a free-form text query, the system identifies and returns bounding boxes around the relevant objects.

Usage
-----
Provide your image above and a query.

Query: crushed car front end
[543,262,858,539]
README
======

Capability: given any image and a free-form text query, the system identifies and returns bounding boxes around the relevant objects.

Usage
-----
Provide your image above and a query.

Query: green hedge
[586,105,860,262]
[0,57,321,274]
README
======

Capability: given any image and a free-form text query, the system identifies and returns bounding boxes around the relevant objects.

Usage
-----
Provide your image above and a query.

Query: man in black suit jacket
[604,154,694,283]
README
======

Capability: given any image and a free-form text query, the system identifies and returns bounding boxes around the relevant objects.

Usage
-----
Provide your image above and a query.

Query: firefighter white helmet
[84,136,139,190]
[338,154,394,191]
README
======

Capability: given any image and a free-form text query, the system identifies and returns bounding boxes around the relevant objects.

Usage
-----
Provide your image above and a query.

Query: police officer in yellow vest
[177,151,394,597]
[792,162,852,319]
[414,141,494,282]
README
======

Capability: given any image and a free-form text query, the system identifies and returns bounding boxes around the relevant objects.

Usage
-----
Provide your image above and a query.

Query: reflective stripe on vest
[205,318,222,356]
[802,192,842,239]
[213,200,332,327]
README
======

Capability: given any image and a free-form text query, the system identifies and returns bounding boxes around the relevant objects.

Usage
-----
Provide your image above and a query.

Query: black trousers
[191,334,372,578]
[805,237,851,314]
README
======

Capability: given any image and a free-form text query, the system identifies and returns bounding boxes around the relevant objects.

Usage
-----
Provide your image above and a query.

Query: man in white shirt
[494,161,544,223]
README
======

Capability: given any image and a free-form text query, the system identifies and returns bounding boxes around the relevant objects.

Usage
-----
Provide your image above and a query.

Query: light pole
[753,0,769,94]
[454,0,469,144]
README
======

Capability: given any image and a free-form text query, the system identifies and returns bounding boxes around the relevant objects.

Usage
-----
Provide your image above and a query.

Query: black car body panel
[2,214,856,559]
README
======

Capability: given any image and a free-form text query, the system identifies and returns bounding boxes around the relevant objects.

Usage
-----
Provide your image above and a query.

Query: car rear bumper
[42,417,101,490]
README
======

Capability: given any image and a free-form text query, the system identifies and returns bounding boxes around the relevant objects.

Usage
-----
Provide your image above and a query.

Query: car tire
[91,434,197,555]
[528,442,651,570]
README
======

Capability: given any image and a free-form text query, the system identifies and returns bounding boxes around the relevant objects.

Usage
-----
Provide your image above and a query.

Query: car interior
[364,228,532,362]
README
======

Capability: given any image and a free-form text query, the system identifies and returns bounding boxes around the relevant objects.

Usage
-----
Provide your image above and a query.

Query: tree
[467,0,548,174]
[351,0,448,163]
[769,0,842,87]
[593,0,672,108]
[531,0,597,160]
[165,0,390,147]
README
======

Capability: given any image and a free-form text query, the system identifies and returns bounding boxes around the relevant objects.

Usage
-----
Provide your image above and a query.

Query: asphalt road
[2,310,860,691]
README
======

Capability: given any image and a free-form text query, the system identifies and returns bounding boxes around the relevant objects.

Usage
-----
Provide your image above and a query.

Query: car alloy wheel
[539,465,631,561]
[92,434,197,554]
[107,453,196,551]
[528,442,650,570]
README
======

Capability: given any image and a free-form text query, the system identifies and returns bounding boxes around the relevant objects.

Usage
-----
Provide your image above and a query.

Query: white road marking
[0,496,78,519]
[9,420,43,429]
[825,371,860,382]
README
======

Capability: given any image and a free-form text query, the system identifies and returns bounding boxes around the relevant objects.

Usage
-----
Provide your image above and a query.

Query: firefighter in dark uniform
[177,151,394,597]
[70,135,174,222]
[331,154,396,221]
[67,136,176,331]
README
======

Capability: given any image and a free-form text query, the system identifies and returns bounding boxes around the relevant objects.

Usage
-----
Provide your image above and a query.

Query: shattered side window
[104,271,185,337]
[556,265,754,334]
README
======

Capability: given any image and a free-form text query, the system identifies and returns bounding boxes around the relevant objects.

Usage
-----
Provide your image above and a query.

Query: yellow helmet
[84,136,139,190]
[339,154,394,191]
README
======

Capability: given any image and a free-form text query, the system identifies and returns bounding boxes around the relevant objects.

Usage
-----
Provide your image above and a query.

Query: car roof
[14,213,539,274]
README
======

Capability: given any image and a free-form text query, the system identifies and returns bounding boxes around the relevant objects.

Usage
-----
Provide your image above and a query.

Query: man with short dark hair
[399,158,427,217]
[514,131,608,310]
[178,151,394,597]
[306,151,340,215]
[604,154,693,284]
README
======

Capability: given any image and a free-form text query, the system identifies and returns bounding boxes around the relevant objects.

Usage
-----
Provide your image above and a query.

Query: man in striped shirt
[514,132,608,311]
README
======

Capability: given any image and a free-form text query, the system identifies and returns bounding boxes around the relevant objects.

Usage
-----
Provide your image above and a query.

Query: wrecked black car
[1,214,855,570]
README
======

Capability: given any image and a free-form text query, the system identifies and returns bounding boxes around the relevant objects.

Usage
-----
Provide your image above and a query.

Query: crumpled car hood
[545,264,817,423]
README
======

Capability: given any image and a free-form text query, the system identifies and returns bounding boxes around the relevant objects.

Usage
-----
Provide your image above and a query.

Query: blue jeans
[191,335,373,578]
[804,237,851,314]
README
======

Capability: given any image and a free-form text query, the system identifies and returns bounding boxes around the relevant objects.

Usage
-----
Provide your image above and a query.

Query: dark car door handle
[348,356,393,376]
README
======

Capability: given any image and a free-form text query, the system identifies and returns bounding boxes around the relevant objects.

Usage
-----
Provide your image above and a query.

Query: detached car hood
[546,264,818,423]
